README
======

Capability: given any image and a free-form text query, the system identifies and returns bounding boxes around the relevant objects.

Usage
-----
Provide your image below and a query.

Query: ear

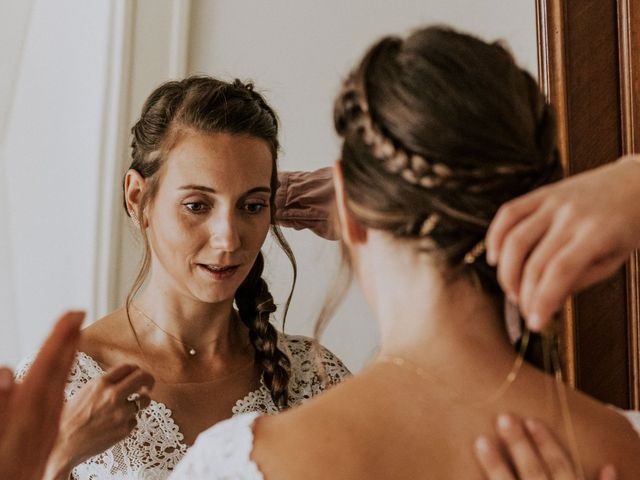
[124,169,147,226]
[333,160,367,246]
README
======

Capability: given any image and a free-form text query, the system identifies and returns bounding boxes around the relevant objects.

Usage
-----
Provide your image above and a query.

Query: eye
[243,202,268,214]
[184,202,209,214]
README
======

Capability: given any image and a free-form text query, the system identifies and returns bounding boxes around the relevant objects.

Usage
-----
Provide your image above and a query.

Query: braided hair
[332,27,562,294]
[125,75,295,408]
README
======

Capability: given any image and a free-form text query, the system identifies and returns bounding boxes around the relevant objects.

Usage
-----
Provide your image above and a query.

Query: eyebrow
[179,185,271,195]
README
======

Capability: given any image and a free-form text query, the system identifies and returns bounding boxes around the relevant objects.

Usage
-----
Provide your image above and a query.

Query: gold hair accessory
[419,214,440,236]
[464,240,486,265]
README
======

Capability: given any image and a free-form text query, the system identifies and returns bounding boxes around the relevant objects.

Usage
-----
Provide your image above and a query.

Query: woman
[18,76,349,480]
[171,27,640,478]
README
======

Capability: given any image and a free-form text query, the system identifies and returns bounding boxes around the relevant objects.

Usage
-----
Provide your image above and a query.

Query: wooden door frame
[535,0,640,408]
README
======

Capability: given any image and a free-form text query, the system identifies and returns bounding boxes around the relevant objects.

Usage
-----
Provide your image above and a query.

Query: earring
[129,210,140,227]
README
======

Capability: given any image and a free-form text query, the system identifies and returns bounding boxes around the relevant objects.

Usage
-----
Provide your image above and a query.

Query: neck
[131,275,242,357]
[359,233,517,379]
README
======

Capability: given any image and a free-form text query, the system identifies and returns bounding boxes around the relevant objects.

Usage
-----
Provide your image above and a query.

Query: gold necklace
[131,303,233,357]
[376,329,530,407]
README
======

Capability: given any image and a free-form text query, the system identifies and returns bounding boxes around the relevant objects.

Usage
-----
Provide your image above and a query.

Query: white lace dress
[170,411,640,479]
[16,334,349,480]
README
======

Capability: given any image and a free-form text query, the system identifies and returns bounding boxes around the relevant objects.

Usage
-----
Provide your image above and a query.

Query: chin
[189,284,237,305]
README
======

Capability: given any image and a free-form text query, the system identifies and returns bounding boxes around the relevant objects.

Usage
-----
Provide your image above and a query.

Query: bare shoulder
[568,388,640,474]
[251,376,369,480]
[78,308,139,369]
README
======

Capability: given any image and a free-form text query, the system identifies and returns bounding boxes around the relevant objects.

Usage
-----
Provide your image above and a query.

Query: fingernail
[497,414,513,431]
[487,250,497,266]
[600,465,617,480]
[528,313,543,331]
[0,368,14,391]
[474,436,491,454]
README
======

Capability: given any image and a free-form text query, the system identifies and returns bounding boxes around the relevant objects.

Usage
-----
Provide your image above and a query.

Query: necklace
[376,329,530,407]
[131,303,233,357]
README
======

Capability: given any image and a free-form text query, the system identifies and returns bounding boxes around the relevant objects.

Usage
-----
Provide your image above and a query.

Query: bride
[171,26,640,478]
[18,76,349,479]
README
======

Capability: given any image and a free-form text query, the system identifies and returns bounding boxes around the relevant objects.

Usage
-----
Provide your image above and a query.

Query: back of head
[333,26,562,295]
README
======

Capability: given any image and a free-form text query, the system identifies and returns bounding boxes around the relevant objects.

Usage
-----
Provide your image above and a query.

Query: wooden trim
[629,252,640,408]
[617,0,640,409]
[535,0,577,387]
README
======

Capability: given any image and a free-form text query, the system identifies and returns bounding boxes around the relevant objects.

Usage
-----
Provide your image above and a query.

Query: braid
[236,253,291,409]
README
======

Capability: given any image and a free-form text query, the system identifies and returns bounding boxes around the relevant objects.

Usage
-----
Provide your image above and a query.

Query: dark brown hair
[317,26,562,341]
[125,75,295,409]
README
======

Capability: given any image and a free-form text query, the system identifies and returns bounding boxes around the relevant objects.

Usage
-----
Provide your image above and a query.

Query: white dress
[16,333,350,480]
[170,410,640,479]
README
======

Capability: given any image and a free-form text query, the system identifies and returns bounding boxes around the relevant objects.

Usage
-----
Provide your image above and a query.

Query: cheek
[148,208,205,255]
[241,215,271,251]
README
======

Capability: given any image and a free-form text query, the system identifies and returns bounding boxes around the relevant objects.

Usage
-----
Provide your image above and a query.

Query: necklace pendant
[189,348,197,356]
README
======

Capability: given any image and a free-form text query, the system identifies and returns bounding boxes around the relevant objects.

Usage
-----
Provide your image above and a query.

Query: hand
[486,156,640,331]
[0,311,84,480]
[276,168,340,240]
[46,364,155,479]
[474,414,617,480]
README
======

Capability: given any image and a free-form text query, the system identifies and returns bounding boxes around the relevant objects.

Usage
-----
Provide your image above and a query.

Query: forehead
[162,131,273,190]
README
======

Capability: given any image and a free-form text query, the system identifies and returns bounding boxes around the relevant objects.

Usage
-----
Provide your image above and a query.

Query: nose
[209,207,241,252]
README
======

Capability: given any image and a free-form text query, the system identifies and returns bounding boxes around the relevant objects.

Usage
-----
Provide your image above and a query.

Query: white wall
[0,0,112,365]
[187,0,538,371]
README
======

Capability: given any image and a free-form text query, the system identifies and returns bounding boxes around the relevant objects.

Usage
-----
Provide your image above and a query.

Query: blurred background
[0,0,536,371]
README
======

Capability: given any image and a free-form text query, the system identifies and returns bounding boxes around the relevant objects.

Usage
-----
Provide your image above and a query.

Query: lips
[197,263,240,281]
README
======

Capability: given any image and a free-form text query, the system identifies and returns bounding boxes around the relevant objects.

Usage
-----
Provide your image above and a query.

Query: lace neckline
[75,351,274,449]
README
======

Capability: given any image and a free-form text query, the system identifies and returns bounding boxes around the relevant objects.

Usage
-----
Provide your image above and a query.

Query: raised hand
[0,311,84,480]
[486,156,640,331]
[45,364,155,479]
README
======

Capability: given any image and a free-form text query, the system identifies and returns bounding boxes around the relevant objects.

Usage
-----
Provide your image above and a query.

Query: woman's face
[144,131,273,304]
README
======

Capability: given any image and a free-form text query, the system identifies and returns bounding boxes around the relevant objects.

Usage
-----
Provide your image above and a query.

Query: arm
[0,311,83,480]
[276,168,339,240]
[486,155,640,331]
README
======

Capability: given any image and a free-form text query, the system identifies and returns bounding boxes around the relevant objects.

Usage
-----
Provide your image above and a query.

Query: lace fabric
[169,412,264,480]
[15,333,350,480]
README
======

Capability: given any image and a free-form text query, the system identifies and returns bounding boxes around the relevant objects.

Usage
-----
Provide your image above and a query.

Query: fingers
[23,311,84,397]
[515,219,572,321]
[496,207,553,303]
[113,368,155,399]
[522,233,618,330]
[474,435,516,480]
[571,253,628,293]
[103,364,140,384]
[522,419,576,479]
[599,465,618,480]
[486,190,545,266]
[496,414,547,479]
[20,311,85,415]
